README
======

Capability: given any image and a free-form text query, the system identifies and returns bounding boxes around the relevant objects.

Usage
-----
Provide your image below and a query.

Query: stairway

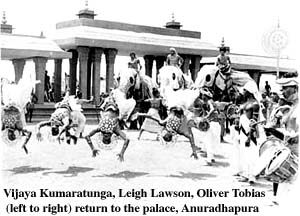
[31,103,100,124]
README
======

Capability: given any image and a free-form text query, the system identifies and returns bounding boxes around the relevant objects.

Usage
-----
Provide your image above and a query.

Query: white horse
[194,65,259,96]
[158,65,198,110]
[112,68,158,121]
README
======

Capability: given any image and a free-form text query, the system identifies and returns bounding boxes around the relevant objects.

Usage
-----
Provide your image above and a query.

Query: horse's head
[116,68,138,93]
[159,66,185,93]
[194,65,219,89]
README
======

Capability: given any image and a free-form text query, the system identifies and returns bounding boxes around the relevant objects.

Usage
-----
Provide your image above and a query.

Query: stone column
[54,59,62,102]
[104,48,118,92]
[144,55,155,77]
[12,59,26,83]
[92,47,103,105]
[155,56,165,72]
[190,55,202,81]
[155,56,166,83]
[182,55,192,74]
[77,46,90,99]
[68,50,78,95]
[87,52,93,99]
[33,57,48,104]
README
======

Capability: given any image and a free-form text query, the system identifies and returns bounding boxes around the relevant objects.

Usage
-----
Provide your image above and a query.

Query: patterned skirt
[141,108,163,133]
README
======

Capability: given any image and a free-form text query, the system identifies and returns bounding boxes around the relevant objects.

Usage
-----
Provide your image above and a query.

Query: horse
[194,65,258,102]
[158,65,199,111]
[115,68,157,128]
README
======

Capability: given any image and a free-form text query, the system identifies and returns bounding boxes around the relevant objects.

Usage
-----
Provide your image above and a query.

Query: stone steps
[30,103,100,124]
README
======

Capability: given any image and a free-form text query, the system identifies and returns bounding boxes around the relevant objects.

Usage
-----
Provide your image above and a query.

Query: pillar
[87,51,92,98]
[181,55,192,74]
[54,59,62,102]
[190,55,202,81]
[77,46,90,99]
[33,57,48,104]
[155,56,165,73]
[92,47,103,105]
[155,56,165,83]
[68,50,78,95]
[12,59,26,83]
[144,55,155,77]
[104,48,118,92]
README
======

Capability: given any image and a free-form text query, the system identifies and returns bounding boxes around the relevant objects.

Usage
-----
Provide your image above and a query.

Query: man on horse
[166,48,183,68]
[128,52,142,72]
[215,42,232,92]
[84,99,130,161]
[216,46,231,75]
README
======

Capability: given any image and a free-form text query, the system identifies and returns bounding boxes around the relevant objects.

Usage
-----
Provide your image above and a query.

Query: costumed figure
[84,100,129,161]
[159,48,185,92]
[138,88,164,140]
[36,93,86,145]
[166,47,183,68]
[263,76,298,201]
[1,77,38,153]
[215,44,231,75]
[136,106,199,159]
[189,87,220,165]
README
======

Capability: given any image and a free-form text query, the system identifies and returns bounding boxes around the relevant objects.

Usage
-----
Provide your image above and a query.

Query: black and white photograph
[0,0,298,215]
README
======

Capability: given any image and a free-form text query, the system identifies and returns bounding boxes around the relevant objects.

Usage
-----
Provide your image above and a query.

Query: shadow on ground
[212,161,230,167]
[167,172,216,180]
[7,166,51,175]
[43,166,94,177]
[93,170,149,180]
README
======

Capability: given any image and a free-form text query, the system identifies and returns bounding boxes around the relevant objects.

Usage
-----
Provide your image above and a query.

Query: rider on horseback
[166,48,185,90]
[216,46,231,75]
[166,48,183,68]
[128,52,142,72]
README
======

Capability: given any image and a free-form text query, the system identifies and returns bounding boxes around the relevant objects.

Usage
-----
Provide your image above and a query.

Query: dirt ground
[1,125,298,216]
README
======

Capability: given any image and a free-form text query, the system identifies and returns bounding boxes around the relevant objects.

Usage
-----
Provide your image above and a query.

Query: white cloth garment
[229,124,242,174]
[239,114,259,182]
[205,121,221,162]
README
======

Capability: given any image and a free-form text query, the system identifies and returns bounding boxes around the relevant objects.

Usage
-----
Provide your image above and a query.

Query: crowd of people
[1,46,298,198]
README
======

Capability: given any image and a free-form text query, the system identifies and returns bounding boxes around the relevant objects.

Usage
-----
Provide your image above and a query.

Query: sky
[1,0,298,56]
[0,0,299,88]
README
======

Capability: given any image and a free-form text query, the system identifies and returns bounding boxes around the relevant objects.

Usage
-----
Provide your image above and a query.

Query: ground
[1,125,298,216]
